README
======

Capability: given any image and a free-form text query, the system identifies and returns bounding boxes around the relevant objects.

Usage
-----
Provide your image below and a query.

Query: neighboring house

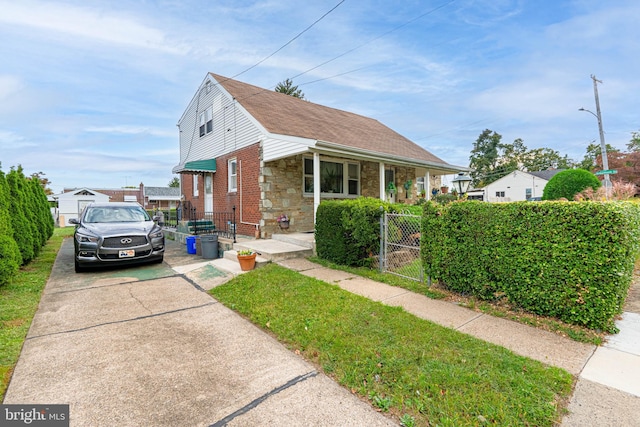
[482,170,564,202]
[55,188,110,226]
[172,73,464,238]
[144,186,181,210]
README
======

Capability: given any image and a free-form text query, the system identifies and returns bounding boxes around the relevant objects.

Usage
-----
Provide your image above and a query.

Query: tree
[578,142,618,171]
[469,129,505,187]
[521,148,572,171]
[0,168,21,285]
[168,177,180,188]
[542,169,601,200]
[30,171,53,195]
[626,131,640,152]
[275,78,305,99]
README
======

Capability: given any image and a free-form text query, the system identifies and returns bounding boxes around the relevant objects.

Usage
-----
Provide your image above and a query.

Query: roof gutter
[314,140,468,173]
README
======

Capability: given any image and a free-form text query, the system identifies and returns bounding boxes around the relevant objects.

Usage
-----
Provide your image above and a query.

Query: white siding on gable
[177,76,264,166]
[483,171,547,202]
[262,135,316,162]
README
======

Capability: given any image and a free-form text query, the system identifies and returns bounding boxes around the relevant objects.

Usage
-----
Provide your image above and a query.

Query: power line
[227,0,346,82]
[233,0,457,102]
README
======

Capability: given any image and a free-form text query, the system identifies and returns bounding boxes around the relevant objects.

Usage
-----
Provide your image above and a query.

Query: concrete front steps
[204,232,315,277]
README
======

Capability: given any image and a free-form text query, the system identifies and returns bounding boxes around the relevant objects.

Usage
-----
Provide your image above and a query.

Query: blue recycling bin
[186,236,197,254]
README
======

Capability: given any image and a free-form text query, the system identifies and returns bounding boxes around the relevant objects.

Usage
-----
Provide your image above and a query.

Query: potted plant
[403,180,412,197]
[386,182,397,194]
[237,249,257,271]
[440,185,449,194]
[276,213,290,229]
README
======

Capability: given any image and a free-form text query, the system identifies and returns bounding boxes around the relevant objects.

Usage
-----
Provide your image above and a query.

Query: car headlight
[150,230,164,239]
[76,231,99,243]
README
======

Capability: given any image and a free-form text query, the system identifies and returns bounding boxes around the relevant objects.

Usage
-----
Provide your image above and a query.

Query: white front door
[204,174,213,213]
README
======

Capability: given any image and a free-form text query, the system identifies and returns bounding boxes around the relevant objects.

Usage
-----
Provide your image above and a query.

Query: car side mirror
[69,218,79,225]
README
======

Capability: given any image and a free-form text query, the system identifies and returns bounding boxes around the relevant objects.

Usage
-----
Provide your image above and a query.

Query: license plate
[119,250,135,258]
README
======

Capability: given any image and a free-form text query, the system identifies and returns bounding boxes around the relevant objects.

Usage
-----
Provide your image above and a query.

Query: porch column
[425,170,431,200]
[313,152,320,223]
[379,162,386,200]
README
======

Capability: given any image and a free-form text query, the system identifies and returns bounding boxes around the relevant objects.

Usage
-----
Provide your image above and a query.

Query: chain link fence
[377,212,423,282]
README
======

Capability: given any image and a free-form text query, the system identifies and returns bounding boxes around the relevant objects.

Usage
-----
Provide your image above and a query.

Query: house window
[525,188,532,200]
[416,177,425,195]
[228,159,237,192]
[206,80,211,94]
[303,157,359,196]
[199,106,213,137]
[193,174,199,197]
[496,191,505,197]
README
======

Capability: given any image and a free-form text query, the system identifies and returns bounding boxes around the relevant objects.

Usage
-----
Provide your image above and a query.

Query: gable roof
[210,73,459,170]
[144,186,181,199]
[529,169,564,181]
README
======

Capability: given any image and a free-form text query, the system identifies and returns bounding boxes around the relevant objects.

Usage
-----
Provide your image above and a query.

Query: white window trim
[199,106,213,137]
[228,158,237,193]
[303,156,360,198]
[193,174,199,197]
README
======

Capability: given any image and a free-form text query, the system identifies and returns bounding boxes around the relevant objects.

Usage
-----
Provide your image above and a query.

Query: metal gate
[380,212,423,282]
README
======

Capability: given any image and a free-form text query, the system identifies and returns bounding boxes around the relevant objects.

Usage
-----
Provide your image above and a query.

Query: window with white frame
[416,177,425,196]
[496,191,505,197]
[199,106,213,137]
[303,157,359,196]
[193,174,199,197]
[228,159,237,192]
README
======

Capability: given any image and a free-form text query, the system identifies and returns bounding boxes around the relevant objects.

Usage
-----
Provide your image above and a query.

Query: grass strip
[210,264,573,427]
[309,256,603,345]
[0,227,73,401]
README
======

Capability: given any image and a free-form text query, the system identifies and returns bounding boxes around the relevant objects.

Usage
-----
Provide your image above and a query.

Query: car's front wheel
[74,258,85,273]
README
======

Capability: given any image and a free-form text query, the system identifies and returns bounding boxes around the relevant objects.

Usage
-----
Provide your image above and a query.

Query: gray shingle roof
[145,187,180,198]
[211,73,452,167]
[529,169,565,181]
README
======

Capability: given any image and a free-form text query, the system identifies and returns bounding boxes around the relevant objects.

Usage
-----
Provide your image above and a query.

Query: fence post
[232,206,236,243]
[379,206,384,273]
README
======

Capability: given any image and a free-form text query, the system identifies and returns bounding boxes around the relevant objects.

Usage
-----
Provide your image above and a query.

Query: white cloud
[85,126,174,139]
[0,1,186,54]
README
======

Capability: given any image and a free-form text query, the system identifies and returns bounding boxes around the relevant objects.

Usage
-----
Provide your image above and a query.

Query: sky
[1,0,638,194]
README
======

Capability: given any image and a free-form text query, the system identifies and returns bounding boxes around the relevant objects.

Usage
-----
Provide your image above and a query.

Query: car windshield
[84,206,151,223]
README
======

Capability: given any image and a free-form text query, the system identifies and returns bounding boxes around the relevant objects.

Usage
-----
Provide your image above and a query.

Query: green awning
[183,159,216,172]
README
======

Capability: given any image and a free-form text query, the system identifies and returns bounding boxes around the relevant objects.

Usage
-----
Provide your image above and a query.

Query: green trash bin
[201,234,219,259]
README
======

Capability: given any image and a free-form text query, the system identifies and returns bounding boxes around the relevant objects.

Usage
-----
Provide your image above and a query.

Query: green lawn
[0,227,74,401]
[210,264,574,427]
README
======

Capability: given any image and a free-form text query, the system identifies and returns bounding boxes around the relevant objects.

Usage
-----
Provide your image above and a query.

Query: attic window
[199,106,213,137]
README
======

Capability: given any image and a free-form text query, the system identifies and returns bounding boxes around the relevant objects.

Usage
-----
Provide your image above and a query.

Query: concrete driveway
[3,239,394,426]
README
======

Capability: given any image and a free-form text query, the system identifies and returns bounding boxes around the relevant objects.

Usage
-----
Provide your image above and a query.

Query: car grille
[102,236,148,248]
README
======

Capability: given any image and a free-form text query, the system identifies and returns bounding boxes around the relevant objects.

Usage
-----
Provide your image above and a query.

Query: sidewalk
[185,238,640,426]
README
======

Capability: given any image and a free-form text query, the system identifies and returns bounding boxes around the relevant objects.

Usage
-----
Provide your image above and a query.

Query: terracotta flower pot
[237,253,257,271]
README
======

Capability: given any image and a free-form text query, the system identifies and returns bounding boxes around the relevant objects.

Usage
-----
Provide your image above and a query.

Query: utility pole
[591,74,611,194]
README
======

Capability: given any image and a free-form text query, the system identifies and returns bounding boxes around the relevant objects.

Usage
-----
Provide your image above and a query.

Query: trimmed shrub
[542,169,601,200]
[423,201,640,331]
[316,198,392,266]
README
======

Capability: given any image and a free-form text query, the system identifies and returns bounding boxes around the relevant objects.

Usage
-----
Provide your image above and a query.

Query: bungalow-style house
[172,73,464,238]
[55,188,110,226]
[482,169,564,202]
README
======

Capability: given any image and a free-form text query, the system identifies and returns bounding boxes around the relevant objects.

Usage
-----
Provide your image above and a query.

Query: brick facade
[181,146,424,238]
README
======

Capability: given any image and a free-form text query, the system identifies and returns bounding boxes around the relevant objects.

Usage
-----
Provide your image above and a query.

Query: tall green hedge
[0,170,21,285]
[0,165,52,286]
[422,201,640,331]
